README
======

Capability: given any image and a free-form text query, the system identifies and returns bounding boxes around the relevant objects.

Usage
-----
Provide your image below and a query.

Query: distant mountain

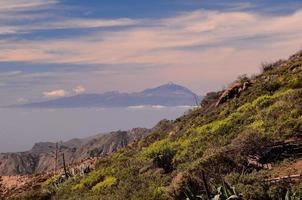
[20,83,201,108]
[0,127,150,175]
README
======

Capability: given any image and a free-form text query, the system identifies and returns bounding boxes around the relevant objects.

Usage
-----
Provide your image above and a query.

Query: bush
[11,190,51,200]
[263,80,281,93]
[261,60,283,72]
[41,174,61,192]
[225,171,270,200]
[288,75,302,89]
[199,148,239,176]
[72,169,105,190]
[291,183,302,198]
[274,117,302,139]
[261,62,275,72]
[92,176,117,192]
[142,139,177,172]
[231,130,273,159]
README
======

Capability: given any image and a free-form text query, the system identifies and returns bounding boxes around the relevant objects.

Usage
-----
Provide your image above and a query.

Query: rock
[215,80,252,107]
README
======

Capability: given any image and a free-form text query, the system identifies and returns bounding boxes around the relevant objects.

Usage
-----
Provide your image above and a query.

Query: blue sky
[1,0,302,105]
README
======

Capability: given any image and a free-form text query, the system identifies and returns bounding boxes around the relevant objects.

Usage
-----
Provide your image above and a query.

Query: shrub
[73,169,105,190]
[151,186,166,199]
[142,139,177,172]
[291,183,302,198]
[225,171,270,200]
[263,80,282,93]
[261,62,275,72]
[276,117,302,139]
[261,60,283,72]
[11,190,51,200]
[41,174,61,193]
[199,148,239,176]
[231,130,272,159]
[92,176,117,192]
[288,75,302,89]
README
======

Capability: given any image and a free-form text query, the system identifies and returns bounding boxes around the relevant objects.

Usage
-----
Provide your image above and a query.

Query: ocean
[0,106,191,152]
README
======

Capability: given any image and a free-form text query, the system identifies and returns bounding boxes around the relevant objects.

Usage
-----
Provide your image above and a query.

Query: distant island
[18,83,202,108]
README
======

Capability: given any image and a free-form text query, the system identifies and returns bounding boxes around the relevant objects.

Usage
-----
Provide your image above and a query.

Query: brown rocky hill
[0,128,149,176]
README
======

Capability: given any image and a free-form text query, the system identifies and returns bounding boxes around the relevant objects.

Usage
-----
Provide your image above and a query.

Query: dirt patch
[271,159,302,177]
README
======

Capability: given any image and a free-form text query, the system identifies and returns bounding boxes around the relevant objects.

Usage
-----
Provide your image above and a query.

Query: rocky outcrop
[215,80,252,107]
[0,153,37,175]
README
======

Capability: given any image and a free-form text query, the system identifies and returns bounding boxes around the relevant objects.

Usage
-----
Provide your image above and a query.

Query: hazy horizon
[0,106,190,153]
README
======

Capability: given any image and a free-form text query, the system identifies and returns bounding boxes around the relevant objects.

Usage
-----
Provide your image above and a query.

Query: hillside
[4,51,302,199]
[0,128,149,176]
[19,83,201,108]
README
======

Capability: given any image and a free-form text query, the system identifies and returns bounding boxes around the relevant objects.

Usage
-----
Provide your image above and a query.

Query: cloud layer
[1,9,302,66]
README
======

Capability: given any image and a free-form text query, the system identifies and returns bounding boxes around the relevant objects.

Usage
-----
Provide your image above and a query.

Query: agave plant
[184,181,242,200]
[285,189,301,200]
[211,185,241,200]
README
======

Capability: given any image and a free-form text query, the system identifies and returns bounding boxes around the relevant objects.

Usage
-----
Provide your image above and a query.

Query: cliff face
[0,153,37,175]
[0,128,150,176]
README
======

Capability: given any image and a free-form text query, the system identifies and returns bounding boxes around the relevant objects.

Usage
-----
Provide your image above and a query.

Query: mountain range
[20,83,201,108]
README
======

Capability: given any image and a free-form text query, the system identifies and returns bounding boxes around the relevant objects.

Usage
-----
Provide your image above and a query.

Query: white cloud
[73,85,86,94]
[0,0,58,11]
[43,89,67,98]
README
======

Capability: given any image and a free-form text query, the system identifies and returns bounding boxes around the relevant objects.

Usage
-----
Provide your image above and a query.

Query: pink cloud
[73,85,86,94]
[1,9,302,66]
[43,89,67,98]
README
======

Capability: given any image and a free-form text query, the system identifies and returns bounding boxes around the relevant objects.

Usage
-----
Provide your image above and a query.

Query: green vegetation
[72,169,107,190]
[92,176,117,192]
[41,174,61,193]
[17,51,302,199]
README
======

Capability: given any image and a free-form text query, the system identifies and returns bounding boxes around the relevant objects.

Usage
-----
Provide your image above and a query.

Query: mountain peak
[142,83,195,95]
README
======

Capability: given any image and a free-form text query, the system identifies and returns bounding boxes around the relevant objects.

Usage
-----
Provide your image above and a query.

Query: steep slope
[9,51,302,200]
[0,128,149,176]
[20,83,201,108]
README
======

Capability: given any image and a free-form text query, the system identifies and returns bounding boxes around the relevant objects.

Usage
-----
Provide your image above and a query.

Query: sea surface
[0,106,191,152]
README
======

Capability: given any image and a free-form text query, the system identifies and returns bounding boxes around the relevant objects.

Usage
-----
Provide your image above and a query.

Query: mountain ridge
[0,127,150,176]
[18,83,201,108]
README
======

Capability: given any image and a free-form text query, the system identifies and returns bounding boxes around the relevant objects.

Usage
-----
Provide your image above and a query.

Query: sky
[1,0,302,106]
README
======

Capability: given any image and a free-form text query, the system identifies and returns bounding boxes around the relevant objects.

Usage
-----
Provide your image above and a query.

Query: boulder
[215,80,251,107]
